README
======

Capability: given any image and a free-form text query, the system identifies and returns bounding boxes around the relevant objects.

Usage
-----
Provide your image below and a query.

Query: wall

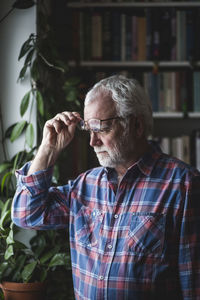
[0,0,36,162]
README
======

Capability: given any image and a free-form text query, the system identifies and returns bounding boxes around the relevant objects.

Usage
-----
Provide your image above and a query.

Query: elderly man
[12,75,200,299]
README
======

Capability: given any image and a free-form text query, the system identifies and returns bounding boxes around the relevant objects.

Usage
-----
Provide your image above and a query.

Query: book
[91,13,102,60]
[125,13,132,61]
[102,11,112,60]
[111,11,121,61]
[151,9,160,60]
[131,15,138,60]
[82,11,92,60]
[160,137,171,155]
[171,8,177,60]
[159,9,172,60]
[176,10,186,61]
[146,9,152,60]
[186,10,195,61]
[191,129,200,170]
[121,13,126,61]
[193,72,200,112]
[137,14,147,61]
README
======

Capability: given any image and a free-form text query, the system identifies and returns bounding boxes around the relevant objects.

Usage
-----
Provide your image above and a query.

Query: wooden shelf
[69,60,200,68]
[153,112,200,118]
[68,2,200,8]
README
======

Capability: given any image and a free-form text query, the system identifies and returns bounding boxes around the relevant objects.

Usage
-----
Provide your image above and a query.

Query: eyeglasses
[78,117,121,133]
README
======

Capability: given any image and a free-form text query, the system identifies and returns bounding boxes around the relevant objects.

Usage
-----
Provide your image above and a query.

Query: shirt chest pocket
[128,213,166,257]
[75,207,104,248]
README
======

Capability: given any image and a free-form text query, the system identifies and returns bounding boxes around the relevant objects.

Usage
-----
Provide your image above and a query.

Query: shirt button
[107,244,112,249]
[99,275,104,280]
[114,214,118,219]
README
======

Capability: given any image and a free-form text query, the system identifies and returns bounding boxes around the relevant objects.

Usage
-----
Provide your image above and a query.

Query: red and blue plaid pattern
[12,144,200,299]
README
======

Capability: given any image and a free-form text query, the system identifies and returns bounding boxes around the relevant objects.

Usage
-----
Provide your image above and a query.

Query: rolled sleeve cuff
[15,162,54,196]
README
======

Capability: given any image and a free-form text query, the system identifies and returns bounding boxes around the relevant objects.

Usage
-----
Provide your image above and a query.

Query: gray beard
[94,132,131,168]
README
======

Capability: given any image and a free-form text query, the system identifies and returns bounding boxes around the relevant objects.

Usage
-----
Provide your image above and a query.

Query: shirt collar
[136,141,162,176]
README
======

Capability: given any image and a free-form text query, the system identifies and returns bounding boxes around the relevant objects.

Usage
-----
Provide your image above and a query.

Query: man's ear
[134,116,145,138]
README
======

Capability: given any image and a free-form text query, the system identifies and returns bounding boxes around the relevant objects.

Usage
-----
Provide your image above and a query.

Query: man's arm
[28,111,81,174]
[12,111,81,229]
[178,172,200,299]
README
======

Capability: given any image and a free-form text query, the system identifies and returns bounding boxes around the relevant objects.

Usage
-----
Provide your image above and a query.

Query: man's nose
[90,131,102,147]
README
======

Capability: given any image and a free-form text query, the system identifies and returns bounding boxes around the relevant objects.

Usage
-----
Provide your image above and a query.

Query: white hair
[84,75,153,137]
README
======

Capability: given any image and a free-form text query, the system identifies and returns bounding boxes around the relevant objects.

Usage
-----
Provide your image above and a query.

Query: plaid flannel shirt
[12,144,200,300]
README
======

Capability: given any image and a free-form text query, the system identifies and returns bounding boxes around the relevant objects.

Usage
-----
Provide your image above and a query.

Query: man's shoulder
[71,166,105,183]
[156,152,200,178]
[82,166,105,177]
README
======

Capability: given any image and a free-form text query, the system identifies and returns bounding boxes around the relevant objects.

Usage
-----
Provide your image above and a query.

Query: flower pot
[0,281,46,300]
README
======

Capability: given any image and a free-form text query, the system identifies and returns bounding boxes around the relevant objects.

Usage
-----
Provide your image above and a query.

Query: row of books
[86,70,200,113]
[144,71,200,112]
[155,130,200,170]
[74,8,200,61]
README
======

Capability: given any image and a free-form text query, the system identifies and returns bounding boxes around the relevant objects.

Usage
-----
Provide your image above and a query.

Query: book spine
[132,15,138,60]
[92,13,102,60]
[125,14,132,61]
[137,15,147,61]
[111,11,121,61]
[102,11,112,60]
[121,13,126,61]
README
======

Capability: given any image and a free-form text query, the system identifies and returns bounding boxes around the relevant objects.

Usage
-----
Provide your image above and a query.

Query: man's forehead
[84,95,116,120]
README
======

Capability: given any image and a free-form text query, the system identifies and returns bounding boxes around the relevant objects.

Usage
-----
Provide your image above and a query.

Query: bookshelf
[62,0,200,169]
[67,2,200,8]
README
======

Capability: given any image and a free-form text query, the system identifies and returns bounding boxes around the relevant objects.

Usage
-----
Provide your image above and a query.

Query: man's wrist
[27,144,60,175]
[37,144,60,167]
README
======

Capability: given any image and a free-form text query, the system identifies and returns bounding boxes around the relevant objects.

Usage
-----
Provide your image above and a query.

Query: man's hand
[27,111,81,175]
[42,111,81,153]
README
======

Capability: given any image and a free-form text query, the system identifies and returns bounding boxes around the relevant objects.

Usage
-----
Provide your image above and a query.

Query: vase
[0,281,46,300]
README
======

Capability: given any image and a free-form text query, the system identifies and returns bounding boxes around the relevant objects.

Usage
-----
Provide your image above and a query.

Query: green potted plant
[0,198,71,299]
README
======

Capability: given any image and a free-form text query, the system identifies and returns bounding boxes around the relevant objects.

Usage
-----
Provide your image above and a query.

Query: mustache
[94,146,108,153]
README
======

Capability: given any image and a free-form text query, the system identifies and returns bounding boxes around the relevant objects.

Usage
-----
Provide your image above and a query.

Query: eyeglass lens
[78,119,113,132]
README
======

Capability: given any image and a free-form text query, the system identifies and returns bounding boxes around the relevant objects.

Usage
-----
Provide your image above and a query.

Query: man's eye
[100,124,110,131]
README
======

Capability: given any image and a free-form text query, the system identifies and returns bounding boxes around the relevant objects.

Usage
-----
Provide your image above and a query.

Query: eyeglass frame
[78,116,122,133]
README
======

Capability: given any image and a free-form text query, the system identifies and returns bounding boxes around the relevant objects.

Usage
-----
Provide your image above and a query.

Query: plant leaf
[40,246,59,264]
[25,123,34,148]
[1,199,11,219]
[12,255,26,282]
[10,121,27,142]
[40,269,47,282]
[18,64,28,80]
[18,36,33,61]
[22,261,37,283]
[64,77,80,86]
[30,234,46,258]
[36,90,44,116]
[0,210,11,231]
[1,172,12,193]
[6,228,14,245]
[13,0,35,9]
[0,162,12,173]
[4,123,17,139]
[0,262,9,277]
[48,253,69,267]
[24,48,35,66]
[20,91,31,117]
[4,244,14,260]
[66,88,78,102]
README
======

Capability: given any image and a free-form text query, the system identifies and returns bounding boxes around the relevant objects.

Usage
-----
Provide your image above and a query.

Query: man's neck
[115,139,151,179]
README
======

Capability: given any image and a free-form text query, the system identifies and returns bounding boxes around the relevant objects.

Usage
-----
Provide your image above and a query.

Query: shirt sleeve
[11,162,71,230]
[178,171,200,299]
